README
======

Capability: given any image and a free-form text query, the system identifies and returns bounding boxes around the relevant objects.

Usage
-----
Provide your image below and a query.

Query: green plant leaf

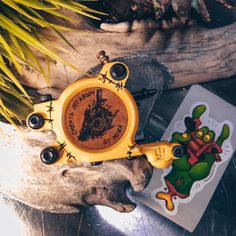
[0,0,104,126]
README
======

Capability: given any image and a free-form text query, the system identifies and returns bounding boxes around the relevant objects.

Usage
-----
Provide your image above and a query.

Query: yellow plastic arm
[130,142,183,169]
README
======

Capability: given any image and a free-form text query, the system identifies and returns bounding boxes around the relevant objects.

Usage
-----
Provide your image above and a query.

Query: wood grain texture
[19,12,236,90]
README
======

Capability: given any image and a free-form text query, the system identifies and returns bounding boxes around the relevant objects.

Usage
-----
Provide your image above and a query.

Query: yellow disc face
[64,87,128,150]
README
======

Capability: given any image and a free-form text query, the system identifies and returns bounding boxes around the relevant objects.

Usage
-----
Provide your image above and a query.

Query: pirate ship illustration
[78,89,119,141]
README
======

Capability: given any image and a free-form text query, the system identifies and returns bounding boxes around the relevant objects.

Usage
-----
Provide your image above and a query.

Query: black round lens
[40,147,59,165]
[110,63,127,81]
[27,113,44,129]
[91,161,103,166]
[39,94,52,103]
[172,146,184,157]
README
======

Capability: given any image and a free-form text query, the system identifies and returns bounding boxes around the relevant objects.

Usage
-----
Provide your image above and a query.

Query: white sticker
[132,85,236,232]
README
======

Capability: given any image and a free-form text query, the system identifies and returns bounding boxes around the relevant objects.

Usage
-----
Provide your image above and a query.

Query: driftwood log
[0,122,153,213]
[19,11,236,92]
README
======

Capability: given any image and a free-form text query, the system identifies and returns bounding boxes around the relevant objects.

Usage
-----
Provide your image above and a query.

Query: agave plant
[0,0,103,126]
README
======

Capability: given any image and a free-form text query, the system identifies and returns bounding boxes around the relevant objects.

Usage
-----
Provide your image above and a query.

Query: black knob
[39,94,53,103]
[27,113,44,129]
[172,145,184,158]
[91,161,103,166]
[110,63,127,81]
[40,147,59,165]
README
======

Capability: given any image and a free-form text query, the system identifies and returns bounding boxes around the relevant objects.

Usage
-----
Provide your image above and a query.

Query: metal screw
[27,113,44,129]
[39,94,53,103]
[110,63,127,81]
[132,88,158,100]
[96,50,110,65]
[40,147,60,165]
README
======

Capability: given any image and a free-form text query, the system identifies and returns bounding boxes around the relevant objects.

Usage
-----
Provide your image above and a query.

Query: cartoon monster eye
[196,130,203,138]
[203,134,211,143]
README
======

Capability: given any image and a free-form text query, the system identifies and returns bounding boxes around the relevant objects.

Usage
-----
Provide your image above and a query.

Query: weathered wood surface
[19,12,236,91]
[0,122,152,213]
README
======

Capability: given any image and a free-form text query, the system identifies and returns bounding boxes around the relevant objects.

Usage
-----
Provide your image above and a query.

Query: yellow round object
[27,61,181,168]
[28,62,139,164]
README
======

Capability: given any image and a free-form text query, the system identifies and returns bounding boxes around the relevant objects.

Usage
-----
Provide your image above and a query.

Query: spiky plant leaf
[0,0,103,126]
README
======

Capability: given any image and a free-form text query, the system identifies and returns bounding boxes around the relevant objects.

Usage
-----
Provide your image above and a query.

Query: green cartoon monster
[156,105,230,211]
